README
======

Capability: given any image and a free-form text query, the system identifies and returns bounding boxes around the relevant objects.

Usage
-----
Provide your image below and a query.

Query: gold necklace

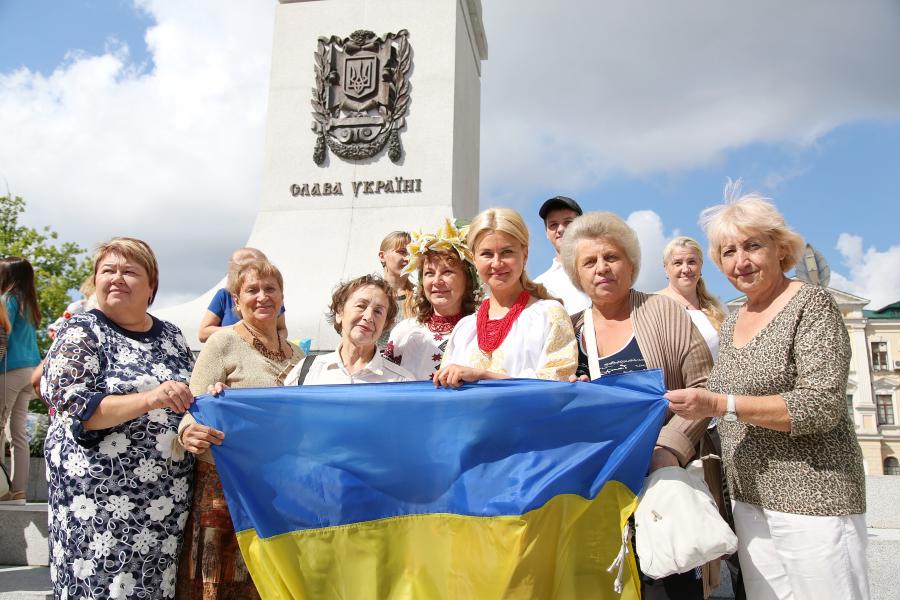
[241,322,286,361]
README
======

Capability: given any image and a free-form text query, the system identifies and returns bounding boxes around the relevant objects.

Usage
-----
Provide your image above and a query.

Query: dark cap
[539,196,583,220]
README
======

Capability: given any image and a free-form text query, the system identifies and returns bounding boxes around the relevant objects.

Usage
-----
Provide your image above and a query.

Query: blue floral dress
[41,310,195,600]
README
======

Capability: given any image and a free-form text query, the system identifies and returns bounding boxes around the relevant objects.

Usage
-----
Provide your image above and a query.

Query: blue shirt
[207,288,286,326]
[2,295,41,372]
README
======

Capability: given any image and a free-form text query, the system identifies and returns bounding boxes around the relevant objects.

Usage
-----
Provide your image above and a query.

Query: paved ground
[0,566,51,600]
[2,529,897,599]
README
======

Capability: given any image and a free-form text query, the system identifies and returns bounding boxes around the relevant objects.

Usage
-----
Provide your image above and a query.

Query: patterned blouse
[41,310,195,599]
[440,299,577,380]
[707,284,866,516]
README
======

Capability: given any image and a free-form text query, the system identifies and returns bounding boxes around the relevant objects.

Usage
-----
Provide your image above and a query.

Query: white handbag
[633,464,738,579]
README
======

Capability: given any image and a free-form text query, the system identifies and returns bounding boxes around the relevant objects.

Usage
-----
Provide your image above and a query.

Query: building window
[876,394,895,426]
[871,341,889,370]
[886,457,900,476]
[846,394,854,419]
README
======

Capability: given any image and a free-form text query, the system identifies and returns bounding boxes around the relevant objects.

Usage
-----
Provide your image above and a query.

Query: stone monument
[157,0,487,350]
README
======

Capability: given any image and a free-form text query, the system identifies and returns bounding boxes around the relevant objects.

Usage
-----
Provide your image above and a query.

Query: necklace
[476,290,530,354]
[241,322,286,361]
[426,312,463,334]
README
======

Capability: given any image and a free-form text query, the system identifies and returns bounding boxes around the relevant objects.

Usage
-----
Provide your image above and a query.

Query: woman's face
[719,233,784,297]
[380,245,409,278]
[575,237,634,307]
[337,284,390,348]
[422,254,467,316]
[665,247,702,295]
[95,253,154,318]
[473,230,527,294]
[237,271,283,325]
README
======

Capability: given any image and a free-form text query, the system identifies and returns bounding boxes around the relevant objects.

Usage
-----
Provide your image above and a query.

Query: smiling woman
[176,259,303,599]
[40,237,197,600]
[283,274,414,386]
[434,207,577,387]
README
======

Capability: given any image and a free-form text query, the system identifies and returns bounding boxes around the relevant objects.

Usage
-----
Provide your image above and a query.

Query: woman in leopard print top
[665,186,869,600]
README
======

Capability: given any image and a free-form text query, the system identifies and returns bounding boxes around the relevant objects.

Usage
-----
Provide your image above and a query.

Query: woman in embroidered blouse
[666,185,868,600]
[434,208,577,386]
[384,220,481,380]
[176,259,302,600]
[654,236,725,359]
[560,212,715,599]
[41,238,196,600]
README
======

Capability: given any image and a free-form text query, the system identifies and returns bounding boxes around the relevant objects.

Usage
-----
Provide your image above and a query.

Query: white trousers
[732,500,870,600]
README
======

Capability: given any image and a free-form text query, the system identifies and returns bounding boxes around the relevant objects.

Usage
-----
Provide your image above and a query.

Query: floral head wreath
[402,218,475,276]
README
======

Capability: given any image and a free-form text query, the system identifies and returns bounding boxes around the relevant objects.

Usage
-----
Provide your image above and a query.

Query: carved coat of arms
[311,29,411,165]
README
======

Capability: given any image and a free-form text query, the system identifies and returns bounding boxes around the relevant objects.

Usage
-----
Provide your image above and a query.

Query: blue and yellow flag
[190,370,668,599]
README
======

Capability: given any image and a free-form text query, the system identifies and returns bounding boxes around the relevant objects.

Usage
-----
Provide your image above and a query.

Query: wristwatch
[723,394,738,423]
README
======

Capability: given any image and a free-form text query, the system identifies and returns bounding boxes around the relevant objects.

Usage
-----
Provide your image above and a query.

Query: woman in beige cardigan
[175,259,302,600]
[560,212,717,600]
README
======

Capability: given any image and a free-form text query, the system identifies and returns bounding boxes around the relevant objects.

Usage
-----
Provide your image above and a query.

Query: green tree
[0,195,92,355]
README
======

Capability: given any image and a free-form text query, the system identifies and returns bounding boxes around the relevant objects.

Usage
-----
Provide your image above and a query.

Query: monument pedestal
[158,0,487,350]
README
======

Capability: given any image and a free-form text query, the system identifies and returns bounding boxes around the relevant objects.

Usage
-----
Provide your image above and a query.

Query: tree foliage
[0,195,92,355]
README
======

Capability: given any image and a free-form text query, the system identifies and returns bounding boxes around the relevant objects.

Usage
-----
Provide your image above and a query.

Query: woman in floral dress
[41,238,196,600]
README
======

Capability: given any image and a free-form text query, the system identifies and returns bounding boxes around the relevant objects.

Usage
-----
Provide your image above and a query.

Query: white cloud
[625,210,678,294]
[0,0,276,300]
[481,0,900,195]
[2,0,899,308]
[831,234,900,310]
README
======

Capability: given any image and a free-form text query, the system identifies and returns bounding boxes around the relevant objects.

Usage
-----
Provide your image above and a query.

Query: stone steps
[0,504,48,567]
[0,566,51,600]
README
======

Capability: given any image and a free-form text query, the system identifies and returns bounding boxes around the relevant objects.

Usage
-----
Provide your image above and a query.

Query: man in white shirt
[534,196,591,315]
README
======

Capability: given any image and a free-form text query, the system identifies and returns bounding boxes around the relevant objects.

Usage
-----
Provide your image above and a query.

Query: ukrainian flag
[190,370,668,599]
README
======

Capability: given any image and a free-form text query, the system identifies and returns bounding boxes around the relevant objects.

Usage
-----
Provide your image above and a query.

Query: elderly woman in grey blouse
[666,186,869,600]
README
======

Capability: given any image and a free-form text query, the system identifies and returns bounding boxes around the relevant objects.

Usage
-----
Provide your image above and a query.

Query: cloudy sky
[1,0,899,311]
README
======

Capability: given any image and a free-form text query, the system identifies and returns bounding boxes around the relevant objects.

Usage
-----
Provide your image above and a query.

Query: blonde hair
[700,179,805,273]
[466,207,556,301]
[379,231,414,317]
[79,274,96,298]
[663,236,725,331]
[379,231,411,253]
[559,212,641,291]
[228,260,284,318]
[93,238,159,305]
[226,247,267,292]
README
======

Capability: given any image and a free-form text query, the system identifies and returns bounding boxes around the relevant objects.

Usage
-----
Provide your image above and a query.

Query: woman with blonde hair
[41,237,196,599]
[560,212,717,598]
[655,236,725,359]
[199,247,288,343]
[666,182,868,600]
[434,207,577,386]
[178,259,303,599]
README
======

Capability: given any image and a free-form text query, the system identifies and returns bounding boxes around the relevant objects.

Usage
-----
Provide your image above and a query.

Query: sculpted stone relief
[311,29,412,165]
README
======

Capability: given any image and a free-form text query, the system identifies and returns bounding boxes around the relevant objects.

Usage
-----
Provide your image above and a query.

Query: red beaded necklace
[426,312,463,334]
[476,290,531,354]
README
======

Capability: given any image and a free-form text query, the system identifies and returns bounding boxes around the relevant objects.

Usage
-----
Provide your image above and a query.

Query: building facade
[727,286,900,476]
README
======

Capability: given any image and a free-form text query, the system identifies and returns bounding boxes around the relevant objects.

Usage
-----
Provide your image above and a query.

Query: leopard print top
[708,283,865,516]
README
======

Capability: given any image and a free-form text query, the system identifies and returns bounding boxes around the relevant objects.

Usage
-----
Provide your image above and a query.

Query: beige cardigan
[573,290,714,466]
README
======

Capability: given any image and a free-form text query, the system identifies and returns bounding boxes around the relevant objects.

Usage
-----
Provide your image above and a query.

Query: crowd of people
[0,184,870,600]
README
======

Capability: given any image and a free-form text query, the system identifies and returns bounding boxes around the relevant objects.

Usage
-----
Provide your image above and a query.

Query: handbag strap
[581,308,601,381]
[294,355,316,386]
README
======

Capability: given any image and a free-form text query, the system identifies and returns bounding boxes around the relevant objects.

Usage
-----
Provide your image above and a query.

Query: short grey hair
[560,212,641,291]
[700,179,804,273]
